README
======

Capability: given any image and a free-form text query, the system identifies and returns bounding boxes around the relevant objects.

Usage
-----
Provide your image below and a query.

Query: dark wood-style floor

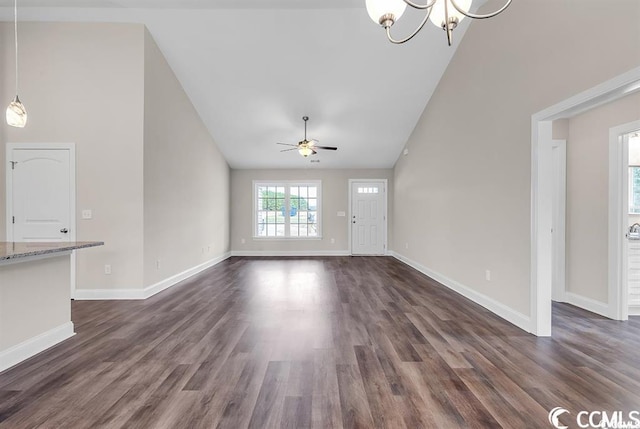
[1,257,639,428]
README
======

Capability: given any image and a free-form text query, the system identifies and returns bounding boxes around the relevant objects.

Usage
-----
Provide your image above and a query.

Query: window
[629,133,640,214]
[630,167,640,214]
[254,181,321,238]
[357,186,379,194]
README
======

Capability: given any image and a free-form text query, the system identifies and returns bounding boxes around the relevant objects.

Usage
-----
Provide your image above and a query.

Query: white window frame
[253,180,322,240]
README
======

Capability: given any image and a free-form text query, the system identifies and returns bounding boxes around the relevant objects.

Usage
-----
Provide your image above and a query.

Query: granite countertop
[0,241,104,261]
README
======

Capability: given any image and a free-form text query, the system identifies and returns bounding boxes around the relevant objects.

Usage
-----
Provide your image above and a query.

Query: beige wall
[392,0,640,317]
[0,23,145,290]
[563,92,640,302]
[231,169,393,253]
[0,255,70,352]
[142,29,230,287]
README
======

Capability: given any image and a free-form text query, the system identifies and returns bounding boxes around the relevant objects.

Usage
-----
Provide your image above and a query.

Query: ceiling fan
[277,116,338,158]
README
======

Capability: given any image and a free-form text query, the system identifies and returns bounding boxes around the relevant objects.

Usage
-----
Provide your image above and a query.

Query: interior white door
[9,148,72,242]
[351,181,386,255]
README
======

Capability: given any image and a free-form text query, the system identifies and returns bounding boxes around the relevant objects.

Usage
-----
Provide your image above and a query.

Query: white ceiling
[0,0,475,169]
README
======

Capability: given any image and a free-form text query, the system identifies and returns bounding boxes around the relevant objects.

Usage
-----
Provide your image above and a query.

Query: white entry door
[7,146,74,242]
[351,180,386,255]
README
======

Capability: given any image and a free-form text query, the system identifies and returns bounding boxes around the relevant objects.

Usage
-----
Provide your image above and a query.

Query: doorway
[6,143,77,296]
[349,179,387,255]
[531,67,640,336]
[611,125,640,320]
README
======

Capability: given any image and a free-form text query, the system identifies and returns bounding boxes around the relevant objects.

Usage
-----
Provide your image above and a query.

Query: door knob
[60,228,69,234]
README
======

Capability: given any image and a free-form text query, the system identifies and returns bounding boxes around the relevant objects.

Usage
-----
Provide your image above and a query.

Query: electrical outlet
[485,270,491,281]
[156,259,161,270]
[405,242,409,249]
[82,209,92,220]
[241,238,246,244]
[330,238,335,244]
[104,264,112,275]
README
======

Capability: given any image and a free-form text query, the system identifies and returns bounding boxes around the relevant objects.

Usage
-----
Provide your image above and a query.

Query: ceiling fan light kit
[277,116,338,159]
[6,0,27,128]
[365,0,512,46]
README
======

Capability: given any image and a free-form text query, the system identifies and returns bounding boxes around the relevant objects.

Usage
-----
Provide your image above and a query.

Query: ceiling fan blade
[276,142,298,147]
[313,146,338,151]
[280,148,298,152]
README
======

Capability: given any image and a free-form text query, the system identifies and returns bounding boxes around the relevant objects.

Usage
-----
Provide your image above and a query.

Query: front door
[351,180,386,255]
[7,147,73,242]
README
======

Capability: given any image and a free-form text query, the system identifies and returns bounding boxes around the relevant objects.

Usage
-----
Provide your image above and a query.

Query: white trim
[551,140,567,303]
[75,252,232,300]
[5,143,77,297]
[563,292,610,319]
[629,305,640,316]
[531,66,640,336]
[0,322,75,373]
[230,250,350,257]
[74,288,146,300]
[609,120,640,321]
[348,179,388,256]
[389,251,532,333]
[142,252,231,299]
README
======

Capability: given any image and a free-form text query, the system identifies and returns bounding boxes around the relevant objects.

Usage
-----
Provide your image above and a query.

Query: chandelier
[366,0,512,46]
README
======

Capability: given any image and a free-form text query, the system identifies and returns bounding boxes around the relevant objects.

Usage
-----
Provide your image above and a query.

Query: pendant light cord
[14,0,19,95]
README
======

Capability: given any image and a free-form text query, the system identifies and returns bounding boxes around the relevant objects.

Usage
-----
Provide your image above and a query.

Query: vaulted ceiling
[0,0,475,168]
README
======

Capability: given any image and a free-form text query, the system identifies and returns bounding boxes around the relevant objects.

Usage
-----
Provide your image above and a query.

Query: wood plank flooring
[1,256,639,428]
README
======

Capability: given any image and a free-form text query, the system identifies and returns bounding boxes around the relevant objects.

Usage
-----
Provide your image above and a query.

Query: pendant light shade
[6,95,27,128]
[7,0,27,128]
[298,146,314,158]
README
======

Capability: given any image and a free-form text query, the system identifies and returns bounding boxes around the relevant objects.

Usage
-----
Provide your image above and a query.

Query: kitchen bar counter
[0,241,103,372]
[0,241,103,263]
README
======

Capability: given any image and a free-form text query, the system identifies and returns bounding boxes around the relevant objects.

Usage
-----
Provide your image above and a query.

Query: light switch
[337,211,346,217]
[82,209,92,220]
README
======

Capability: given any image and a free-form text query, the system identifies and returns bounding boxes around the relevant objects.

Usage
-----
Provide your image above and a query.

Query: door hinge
[12,216,15,224]
[10,161,17,170]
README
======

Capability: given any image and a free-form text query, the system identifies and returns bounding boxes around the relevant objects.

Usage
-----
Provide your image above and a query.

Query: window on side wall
[254,181,321,239]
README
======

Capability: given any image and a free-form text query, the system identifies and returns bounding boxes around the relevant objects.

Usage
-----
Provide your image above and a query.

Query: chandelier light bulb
[366,0,407,27]
[429,0,472,29]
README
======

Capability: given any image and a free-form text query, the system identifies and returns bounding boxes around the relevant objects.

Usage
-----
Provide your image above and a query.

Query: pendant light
[6,0,27,128]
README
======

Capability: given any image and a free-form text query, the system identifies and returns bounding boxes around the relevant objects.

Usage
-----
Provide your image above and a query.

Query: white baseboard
[230,250,350,257]
[74,288,145,300]
[564,292,611,318]
[0,322,75,373]
[563,292,610,318]
[142,252,232,299]
[74,252,232,300]
[388,251,532,333]
[630,305,640,316]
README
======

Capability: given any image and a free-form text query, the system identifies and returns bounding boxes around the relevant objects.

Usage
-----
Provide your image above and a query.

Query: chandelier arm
[449,0,512,19]
[401,0,436,11]
[385,8,432,44]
